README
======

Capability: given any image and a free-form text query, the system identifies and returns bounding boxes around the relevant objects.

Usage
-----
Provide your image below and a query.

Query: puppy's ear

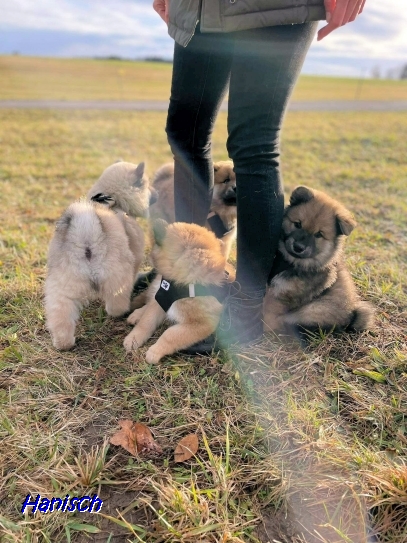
[290,186,314,207]
[336,212,357,236]
[132,162,145,187]
[56,212,72,231]
[153,219,168,246]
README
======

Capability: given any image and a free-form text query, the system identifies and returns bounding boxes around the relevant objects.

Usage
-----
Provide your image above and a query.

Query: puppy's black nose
[232,186,236,192]
[293,242,306,254]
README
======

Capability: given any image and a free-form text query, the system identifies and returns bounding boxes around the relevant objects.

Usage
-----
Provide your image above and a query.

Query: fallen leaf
[95,367,106,381]
[174,434,199,462]
[110,420,162,457]
[110,419,138,456]
[133,422,163,454]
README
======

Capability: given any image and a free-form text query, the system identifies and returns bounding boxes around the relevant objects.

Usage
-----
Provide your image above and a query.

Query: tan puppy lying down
[124,220,231,363]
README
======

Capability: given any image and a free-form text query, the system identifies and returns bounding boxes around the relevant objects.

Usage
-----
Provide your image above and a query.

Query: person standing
[152,0,367,352]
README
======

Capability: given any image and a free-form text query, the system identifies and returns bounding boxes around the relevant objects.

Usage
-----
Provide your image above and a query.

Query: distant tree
[144,56,172,63]
[371,65,381,79]
[401,64,407,80]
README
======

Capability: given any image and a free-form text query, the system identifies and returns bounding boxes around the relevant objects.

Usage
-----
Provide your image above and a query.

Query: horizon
[1,53,405,82]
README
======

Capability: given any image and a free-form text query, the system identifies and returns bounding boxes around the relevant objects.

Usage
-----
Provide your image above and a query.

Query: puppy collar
[207,211,234,238]
[155,274,229,312]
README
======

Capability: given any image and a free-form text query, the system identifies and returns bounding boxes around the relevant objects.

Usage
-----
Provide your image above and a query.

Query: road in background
[1,100,407,111]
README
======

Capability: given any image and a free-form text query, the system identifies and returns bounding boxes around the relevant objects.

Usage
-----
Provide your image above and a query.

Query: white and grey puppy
[87,161,154,217]
[45,162,153,350]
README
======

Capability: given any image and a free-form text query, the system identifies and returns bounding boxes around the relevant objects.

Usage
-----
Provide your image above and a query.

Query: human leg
[166,29,233,225]
[228,22,318,295]
[185,23,318,352]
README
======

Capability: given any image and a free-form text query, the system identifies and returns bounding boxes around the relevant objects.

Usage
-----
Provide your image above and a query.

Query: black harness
[207,211,235,238]
[155,274,229,312]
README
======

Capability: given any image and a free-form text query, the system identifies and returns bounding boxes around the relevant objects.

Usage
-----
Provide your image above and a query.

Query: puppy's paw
[127,307,145,325]
[145,346,162,365]
[52,336,75,351]
[123,332,140,352]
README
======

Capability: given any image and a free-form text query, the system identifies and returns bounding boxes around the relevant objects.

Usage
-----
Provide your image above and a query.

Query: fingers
[164,0,169,23]
[323,0,336,21]
[317,0,365,41]
[153,0,168,24]
[349,0,365,22]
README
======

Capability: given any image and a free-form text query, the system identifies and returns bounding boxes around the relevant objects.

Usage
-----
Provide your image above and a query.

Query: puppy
[87,161,156,216]
[263,186,374,339]
[149,161,237,258]
[123,220,230,364]
[45,162,152,350]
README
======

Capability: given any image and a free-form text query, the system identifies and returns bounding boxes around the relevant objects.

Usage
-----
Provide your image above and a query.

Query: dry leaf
[110,420,162,457]
[95,367,106,381]
[110,419,138,456]
[133,422,163,454]
[174,434,199,462]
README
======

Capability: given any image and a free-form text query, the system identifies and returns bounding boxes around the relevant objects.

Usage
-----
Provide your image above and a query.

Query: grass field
[1,106,406,543]
[1,55,407,102]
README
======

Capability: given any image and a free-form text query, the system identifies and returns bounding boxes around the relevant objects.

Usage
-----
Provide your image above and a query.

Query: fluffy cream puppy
[45,161,152,350]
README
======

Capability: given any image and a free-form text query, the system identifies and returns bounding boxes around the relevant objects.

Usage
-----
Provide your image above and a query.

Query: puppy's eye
[314,231,323,238]
[223,178,230,184]
[294,221,302,229]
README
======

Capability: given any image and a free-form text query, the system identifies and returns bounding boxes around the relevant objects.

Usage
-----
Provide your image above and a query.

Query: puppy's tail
[58,202,108,265]
[348,301,375,331]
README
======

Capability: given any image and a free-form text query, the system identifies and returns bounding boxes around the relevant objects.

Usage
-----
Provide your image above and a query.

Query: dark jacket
[168,0,326,46]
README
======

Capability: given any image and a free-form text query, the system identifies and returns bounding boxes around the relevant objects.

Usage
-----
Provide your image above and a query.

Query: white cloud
[1,0,407,76]
[0,0,166,38]
[310,0,407,72]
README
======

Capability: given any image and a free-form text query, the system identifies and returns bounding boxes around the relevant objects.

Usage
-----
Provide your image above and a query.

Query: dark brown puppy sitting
[263,186,374,340]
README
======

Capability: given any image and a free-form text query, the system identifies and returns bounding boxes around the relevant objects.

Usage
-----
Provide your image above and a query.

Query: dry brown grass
[0,109,406,542]
[1,55,407,102]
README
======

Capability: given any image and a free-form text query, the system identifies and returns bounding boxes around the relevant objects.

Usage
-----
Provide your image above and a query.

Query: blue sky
[1,0,406,77]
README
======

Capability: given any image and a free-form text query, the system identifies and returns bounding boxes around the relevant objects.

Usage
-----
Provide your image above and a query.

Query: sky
[0,0,406,77]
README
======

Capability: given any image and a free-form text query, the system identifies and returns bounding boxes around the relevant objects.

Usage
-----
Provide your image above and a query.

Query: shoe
[182,282,264,355]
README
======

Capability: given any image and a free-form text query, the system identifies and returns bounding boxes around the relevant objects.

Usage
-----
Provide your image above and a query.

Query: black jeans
[166,23,317,294]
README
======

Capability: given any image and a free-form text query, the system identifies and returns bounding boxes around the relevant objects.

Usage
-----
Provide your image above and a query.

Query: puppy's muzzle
[223,187,237,206]
[286,237,312,259]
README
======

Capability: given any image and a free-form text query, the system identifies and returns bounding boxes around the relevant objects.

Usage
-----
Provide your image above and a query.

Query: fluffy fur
[87,161,156,217]
[45,162,153,350]
[123,220,229,364]
[263,186,374,338]
[149,160,237,258]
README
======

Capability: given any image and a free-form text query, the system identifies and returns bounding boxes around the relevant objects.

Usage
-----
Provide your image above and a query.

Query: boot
[182,282,264,355]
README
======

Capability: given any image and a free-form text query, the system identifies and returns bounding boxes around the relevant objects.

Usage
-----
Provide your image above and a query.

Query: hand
[317,0,366,41]
[153,0,169,24]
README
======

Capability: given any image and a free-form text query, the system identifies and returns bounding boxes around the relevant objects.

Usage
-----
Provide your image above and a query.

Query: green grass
[1,109,407,542]
[1,55,407,102]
